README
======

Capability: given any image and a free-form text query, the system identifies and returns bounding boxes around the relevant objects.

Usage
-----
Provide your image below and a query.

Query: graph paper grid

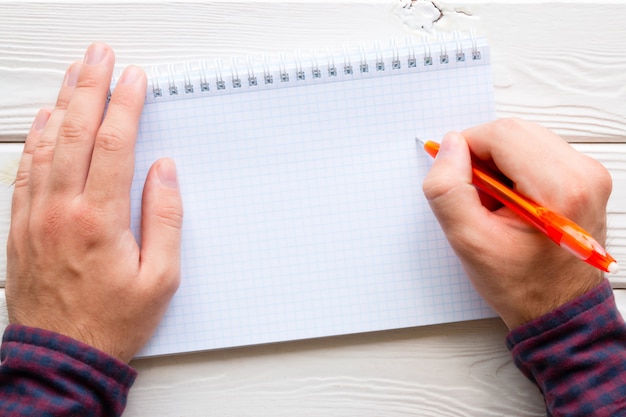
[130,40,497,357]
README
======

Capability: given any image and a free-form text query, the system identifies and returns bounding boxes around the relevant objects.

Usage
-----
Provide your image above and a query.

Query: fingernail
[64,62,81,87]
[84,43,108,65]
[157,159,179,188]
[119,65,143,85]
[33,109,50,131]
[437,131,462,158]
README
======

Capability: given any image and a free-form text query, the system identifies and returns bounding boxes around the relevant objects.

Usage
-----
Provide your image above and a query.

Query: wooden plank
[122,318,547,417]
[1,2,626,142]
[573,144,626,286]
[2,2,625,415]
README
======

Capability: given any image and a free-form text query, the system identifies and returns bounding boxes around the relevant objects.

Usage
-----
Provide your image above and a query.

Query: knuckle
[155,205,184,230]
[58,115,91,145]
[110,88,140,110]
[12,169,30,189]
[422,174,455,203]
[30,201,106,244]
[69,203,106,242]
[31,139,56,164]
[30,203,64,237]
[562,181,590,208]
[96,126,127,153]
[23,132,39,155]
[75,73,101,90]
[564,159,613,207]
[491,117,526,136]
[56,93,72,110]
[422,177,439,201]
[590,160,613,200]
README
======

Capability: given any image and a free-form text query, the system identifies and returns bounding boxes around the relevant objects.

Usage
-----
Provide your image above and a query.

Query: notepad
[128,35,497,357]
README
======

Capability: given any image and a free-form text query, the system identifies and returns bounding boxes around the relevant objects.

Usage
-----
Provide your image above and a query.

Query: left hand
[5,43,184,363]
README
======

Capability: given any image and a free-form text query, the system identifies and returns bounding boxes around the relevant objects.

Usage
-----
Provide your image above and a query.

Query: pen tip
[608,262,620,274]
[415,137,426,145]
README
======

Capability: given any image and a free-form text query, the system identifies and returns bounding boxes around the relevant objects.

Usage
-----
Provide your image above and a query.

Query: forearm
[0,325,136,416]
[507,279,626,417]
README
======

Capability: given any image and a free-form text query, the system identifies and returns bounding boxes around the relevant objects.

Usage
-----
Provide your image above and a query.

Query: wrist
[499,267,605,330]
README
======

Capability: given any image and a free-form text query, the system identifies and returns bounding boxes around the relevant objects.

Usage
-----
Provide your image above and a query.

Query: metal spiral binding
[144,32,486,100]
[247,55,258,86]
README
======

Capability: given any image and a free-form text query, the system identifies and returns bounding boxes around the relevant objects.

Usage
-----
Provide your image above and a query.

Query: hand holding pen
[421,119,614,329]
[417,138,617,274]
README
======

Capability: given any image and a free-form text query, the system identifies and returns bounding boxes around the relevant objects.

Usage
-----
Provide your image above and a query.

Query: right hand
[422,118,612,329]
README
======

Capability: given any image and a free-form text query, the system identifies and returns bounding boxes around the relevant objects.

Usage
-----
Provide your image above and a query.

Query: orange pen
[417,138,619,274]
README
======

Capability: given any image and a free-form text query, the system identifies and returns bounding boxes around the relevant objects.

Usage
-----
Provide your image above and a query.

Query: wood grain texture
[122,319,546,417]
[1,1,626,416]
[1,1,626,141]
[440,1,626,141]
[573,144,626,287]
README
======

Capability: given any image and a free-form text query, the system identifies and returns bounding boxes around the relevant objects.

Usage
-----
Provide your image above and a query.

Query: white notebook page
[130,38,496,357]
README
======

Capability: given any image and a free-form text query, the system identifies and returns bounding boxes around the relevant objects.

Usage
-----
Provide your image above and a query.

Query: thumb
[140,158,183,288]
[422,132,486,239]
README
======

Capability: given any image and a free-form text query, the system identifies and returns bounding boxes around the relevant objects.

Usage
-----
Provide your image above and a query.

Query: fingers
[49,43,115,196]
[11,109,51,223]
[28,62,82,197]
[56,61,82,110]
[461,118,611,208]
[139,158,183,292]
[84,65,147,212]
[422,132,505,253]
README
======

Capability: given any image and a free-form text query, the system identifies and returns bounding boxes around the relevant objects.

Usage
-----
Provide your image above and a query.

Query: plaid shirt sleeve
[0,324,137,416]
[507,279,626,417]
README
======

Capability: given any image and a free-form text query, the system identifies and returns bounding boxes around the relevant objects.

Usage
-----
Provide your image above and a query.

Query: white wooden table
[1,2,625,415]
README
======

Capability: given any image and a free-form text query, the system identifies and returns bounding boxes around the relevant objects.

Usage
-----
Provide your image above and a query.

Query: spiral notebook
[129,34,497,357]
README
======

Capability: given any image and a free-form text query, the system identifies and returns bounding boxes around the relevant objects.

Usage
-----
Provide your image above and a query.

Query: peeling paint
[396,0,442,32]
[394,0,478,34]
